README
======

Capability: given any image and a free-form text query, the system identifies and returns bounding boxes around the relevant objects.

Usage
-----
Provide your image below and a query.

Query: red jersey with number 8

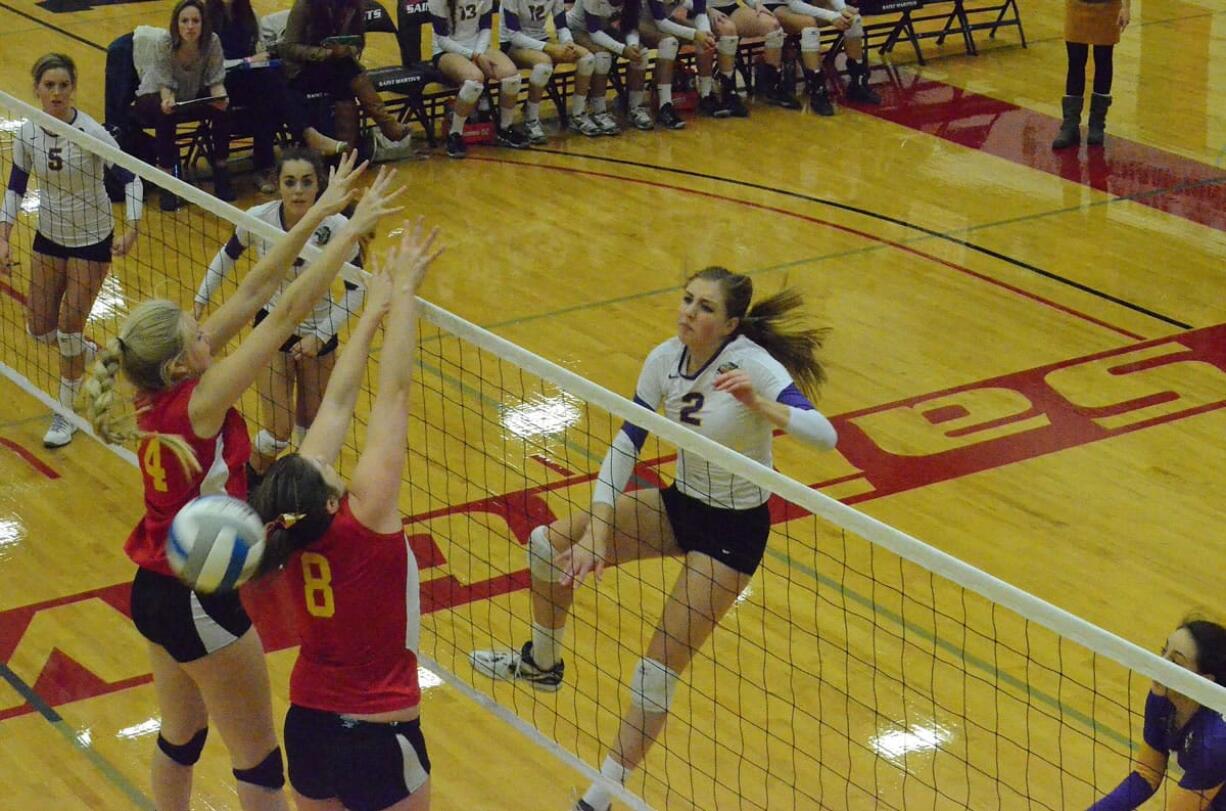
[286,496,422,713]
[125,379,252,576]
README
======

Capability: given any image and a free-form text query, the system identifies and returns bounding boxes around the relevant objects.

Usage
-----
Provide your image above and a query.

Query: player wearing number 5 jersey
[1,54,142,449]
[471,266,838,811]
[250,222,442,811]
[83,155,402,811]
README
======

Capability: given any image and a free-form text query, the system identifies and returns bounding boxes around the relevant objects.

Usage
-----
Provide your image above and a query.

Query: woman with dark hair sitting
[205,0,348,193]
[280,0,410,155]
[133,0,234,209]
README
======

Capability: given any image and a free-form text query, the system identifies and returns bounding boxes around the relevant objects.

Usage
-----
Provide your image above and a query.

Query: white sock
[450,110,466,134]
[581,756,631,811]
[590,95,607,114]
[628,90,645,109]
[294,424,307,445]
[697,75,713,97]
[570,94,587,115]
[658,85,672,108]
[526,100,540,122]
[58,376,82,410]
[531,622,564,670]
[500,105,515,129]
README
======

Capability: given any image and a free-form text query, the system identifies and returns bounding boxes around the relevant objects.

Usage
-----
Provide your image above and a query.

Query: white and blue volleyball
[167,495,266,593]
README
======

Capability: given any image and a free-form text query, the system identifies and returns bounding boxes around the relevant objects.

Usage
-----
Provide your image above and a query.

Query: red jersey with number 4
[287,496,422,714]
[125,379,251,576]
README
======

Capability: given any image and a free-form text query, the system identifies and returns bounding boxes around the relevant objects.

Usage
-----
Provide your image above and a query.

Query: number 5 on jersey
[302,552,336,618]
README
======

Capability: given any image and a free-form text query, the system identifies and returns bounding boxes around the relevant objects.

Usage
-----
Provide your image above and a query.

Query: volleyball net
[3,89,1225,811]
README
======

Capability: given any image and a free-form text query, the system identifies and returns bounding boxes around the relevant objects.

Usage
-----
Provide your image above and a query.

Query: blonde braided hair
[83,300,201,475]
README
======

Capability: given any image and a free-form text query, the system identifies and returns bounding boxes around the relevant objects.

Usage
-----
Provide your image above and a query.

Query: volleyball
[167,495,267,593]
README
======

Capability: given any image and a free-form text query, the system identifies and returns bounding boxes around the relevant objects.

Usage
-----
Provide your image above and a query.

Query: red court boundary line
[0,438,59,479]
[470,156,1145,342]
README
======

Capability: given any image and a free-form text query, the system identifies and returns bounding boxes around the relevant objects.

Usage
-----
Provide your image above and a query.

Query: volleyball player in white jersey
[767,0,880,115]
[707,0,799,108]
[0,54,142,449]
[193,148,362,484]
[566,0,649,133]
[471,266,838,811]
[637,0,738,126]
[430,0,530,158]
[502,0,600,141]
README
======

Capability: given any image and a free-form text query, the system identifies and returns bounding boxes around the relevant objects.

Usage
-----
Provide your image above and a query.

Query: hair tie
[116,336,127,353]
[275,512,306,530]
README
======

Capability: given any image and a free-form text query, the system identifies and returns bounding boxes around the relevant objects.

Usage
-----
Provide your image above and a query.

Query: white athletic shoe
[43,413,76,448]
[470,641,565,692]
[523,118,548,145]
[628,107,654,131]
[568,112,602,137]
[593,111,621,136]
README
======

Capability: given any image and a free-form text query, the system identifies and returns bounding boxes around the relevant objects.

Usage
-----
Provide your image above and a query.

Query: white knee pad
[576,52,596,77]
[717,35,738,56]
[458,79,484,103]
[500,74,523,98]
[656,36,679,61]
[800,26,821,52]
[27,325,57,345]
[764,27,786,49]
[57,331,86,358]
[630,658,680,714]
[593,51,613,75]
[255,429,290,458]
[527,525,563,584]
[846,18,863,41]
[529,62,554,87]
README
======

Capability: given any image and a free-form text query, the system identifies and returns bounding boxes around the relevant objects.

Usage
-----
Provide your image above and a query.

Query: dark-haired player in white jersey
[430,0,530,157]
[0,53,142,448]
[250,221,442,811]
[471,266,838,811]
[193,148,362,484]
[502,0,600,140]
[567,0,650,132]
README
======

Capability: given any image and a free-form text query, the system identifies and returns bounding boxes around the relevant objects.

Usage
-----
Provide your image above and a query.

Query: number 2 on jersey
[680,392,704,426]
[301,552,336,618]
[142,439,168,492]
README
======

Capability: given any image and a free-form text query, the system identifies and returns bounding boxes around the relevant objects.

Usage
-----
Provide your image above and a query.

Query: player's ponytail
[689,267,829,397]
[83,300,200,475]
[250,454,339,576]
[1182,618,1226,689]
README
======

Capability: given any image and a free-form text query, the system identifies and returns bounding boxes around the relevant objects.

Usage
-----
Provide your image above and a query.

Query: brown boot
[332,99,361,156]
[350,72,409,142]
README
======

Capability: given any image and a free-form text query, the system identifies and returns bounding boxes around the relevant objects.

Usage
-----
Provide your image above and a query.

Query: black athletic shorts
[285,705,431,811]
[32,231,113,263]
[252,308,339,357]
[660,484,772,576]
[129,567,252,663]
[711,3,738,16]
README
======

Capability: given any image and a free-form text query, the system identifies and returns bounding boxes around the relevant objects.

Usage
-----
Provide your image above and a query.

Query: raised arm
[189,166,404,438]
[201,151,365,347]
[348,220,442,533]
[297,268,391,466]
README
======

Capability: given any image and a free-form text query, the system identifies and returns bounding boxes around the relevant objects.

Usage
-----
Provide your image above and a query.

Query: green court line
[415,357,1138,752]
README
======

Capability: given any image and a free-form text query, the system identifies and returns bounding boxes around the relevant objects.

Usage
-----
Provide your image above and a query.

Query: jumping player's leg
[148,642,209,811]
[26,249,66,345]
[182,628,289,811]
[579,552,751,811]
[251,351,294,477]
[45,254,109,446]
[294,350,335,441]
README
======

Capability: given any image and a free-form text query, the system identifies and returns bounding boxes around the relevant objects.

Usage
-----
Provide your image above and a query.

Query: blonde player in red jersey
[249,220,441,811]
[83,153,402,811]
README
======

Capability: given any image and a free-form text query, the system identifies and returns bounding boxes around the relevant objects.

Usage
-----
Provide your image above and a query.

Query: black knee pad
[157,728,208,766]
[233,746,285,790]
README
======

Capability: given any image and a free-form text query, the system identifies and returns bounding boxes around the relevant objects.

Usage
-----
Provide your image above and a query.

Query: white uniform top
[500,0,567,43]
[194,201,361,342]
[635,335,793,509]
[429,0,493,55]
[567,0,623,33]
[1,111,142,247]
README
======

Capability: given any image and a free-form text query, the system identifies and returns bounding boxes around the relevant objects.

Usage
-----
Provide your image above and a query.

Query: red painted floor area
[856,72,1226,231]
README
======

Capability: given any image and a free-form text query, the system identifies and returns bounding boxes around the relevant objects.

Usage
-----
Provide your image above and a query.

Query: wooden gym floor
[1,0,1224,807]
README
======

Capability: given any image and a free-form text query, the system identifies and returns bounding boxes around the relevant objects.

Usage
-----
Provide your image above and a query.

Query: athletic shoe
[846,81,882,105]
[568,112,603,137]
[575,801,609,811]
[469,640,565,692]
[523,118,549,144]
[767,81,802,110]
[809,83,835,117]
[496,125,531,149]
[656,102,685,130]
[628,107,654,131]
[43,413,76,448]
[699,93,723,118]
[720,86,749,118]
[446,131,467,159]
